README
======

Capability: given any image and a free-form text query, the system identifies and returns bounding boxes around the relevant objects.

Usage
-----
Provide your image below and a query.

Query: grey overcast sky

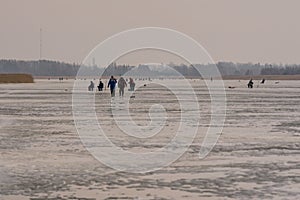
[0,0,299,64]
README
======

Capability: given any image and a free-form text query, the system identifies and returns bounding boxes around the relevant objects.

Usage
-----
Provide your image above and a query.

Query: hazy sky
[1,0,299,64]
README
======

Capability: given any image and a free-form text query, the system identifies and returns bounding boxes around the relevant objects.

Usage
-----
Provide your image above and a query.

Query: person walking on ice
[247,79,254,88]
[129,77,135,91]
[88,81,94,91]
[118,77,127,97]
[108,76,117,97]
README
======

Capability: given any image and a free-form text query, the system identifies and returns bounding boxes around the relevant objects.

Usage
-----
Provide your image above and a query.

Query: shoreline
[0,74,34,83]
[32,74,300,80]
[222,74,300,80]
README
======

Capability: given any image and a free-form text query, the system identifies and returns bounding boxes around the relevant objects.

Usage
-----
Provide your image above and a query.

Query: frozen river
[0,79,300,199]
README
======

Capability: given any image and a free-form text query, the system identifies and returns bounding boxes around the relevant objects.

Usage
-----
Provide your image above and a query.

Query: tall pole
[40,28,42,60]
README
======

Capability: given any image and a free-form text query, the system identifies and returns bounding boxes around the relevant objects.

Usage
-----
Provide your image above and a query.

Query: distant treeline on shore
[1,59,300,77]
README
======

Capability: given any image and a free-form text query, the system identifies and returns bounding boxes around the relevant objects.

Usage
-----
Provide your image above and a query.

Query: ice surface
[0,79,299,199]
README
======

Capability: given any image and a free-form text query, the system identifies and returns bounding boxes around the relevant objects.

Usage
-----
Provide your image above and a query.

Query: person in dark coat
[247,79,254,88]
[97,80,104,91]
[107,76,117,97]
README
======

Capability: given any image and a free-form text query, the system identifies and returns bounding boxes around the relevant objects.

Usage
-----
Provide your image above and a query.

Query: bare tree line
[1,59,300,77]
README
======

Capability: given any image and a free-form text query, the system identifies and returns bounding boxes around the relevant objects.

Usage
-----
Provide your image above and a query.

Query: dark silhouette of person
[118,77,127,97]
[97,80,104,91]
[261,78,265,84]
[129,77,135,91]
[88,81,94,91]
[247,79,254,88]
[108,76,117,97]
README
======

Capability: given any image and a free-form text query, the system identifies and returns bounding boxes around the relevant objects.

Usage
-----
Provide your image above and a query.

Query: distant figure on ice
[97,80,104,91]
[129,77,135,91]
[247,79,254,88]
[261,78,265,84]
[108,76,117,97]
[88,81,94,91]
[118,77,127,97]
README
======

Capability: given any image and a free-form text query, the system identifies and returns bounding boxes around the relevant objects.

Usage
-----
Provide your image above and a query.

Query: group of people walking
[88,76,135,97]
[108,76,136,97]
